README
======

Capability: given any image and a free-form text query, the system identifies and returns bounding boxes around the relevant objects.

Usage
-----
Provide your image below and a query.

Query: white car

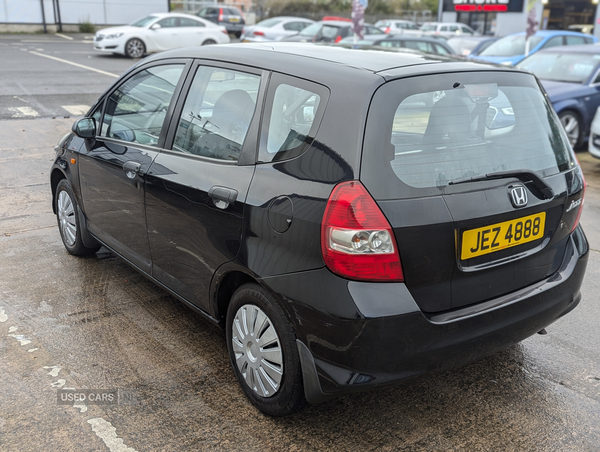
[589,107,600,158]
[241,16,315,42]
[94,13,230,58]
[420,22,478,39]
[374,19,421,36]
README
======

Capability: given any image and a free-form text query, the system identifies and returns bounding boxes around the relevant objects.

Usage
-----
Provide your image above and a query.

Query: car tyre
[226,283,306,416]
[125,38,145,58]
[55,179,100,256]
[201,39,217,46]
[559,110,582,149]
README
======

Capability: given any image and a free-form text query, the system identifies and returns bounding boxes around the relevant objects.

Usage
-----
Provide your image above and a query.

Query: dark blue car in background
[517,44,600,148]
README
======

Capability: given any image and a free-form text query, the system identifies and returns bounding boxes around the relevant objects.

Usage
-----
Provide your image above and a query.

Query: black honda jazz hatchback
[50,43,588,416]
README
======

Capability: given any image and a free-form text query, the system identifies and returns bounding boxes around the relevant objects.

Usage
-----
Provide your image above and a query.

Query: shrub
[79,21,95,33]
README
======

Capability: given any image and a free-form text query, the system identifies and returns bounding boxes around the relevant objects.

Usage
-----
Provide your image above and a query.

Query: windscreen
[130,16,157,27]
[361,71,575,199]
[516,52,600,84]
[300,22,321,36]
[480,35,543,57]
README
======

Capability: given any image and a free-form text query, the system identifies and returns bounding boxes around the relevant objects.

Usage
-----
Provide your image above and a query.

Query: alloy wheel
[57,190,77,246]
[126,39,144,58]
[231,304,283,398]
[560,112,580,148]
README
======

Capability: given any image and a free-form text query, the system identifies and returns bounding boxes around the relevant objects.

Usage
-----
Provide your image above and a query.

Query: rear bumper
[262,227,588,404]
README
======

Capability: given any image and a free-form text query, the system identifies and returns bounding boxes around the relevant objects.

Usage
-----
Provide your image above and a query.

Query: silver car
[241,16,315,42]
[374,19,422,36]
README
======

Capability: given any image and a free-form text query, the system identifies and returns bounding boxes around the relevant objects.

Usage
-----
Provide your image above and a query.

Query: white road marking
[83,40,94,44]
[50,379,66,388]
[62,105,90,116]
[55,33,73,40]
[27,348,39,352]
[43,366,61,377]
[28,51,119,78]
[0,308,8,322]
[74,401,88,413]
[88,418,138,452]
[9,107,39,118]
[8,334,32,345]
[8,326,17,332]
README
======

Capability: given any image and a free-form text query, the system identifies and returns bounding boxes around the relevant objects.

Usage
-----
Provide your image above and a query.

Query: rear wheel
[226,283,306,416]
[125,38,145,58]
[559,110,582,149]
[201,39,217,46]
[55,179,100,256]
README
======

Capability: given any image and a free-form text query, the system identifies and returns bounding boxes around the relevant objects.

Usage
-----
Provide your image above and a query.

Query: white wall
[1,0,168,25]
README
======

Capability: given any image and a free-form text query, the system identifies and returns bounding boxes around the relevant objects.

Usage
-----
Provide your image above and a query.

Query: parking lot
[1,33,600,451]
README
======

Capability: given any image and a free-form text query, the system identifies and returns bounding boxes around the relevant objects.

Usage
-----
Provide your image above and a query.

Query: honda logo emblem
[510,186,528,208]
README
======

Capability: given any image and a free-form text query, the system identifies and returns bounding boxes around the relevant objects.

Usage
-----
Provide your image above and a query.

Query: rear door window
[565,35,586,45]
[172,66,261,161]
[258,74,329,163]
[361,72,575,199]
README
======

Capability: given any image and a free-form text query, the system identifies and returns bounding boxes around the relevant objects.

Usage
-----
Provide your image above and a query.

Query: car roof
[506,30,590,37]
[536,43,600,54]
[385,36,448,43]
[142,42,510,79]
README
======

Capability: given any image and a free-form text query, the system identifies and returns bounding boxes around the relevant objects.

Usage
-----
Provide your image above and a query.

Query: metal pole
[437,0,443,23]
[167,0,171,12]
[40,0,47,33]
[54,0,62,32]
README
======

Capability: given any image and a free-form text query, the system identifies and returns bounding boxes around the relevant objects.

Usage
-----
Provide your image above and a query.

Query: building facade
[0,0,168,31]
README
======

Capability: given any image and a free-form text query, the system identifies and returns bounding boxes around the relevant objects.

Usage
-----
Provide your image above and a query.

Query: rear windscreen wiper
[448,169,554,199]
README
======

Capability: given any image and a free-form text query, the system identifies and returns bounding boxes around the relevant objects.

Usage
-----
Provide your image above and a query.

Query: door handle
[123,161,141,179]
[208,186,238,209]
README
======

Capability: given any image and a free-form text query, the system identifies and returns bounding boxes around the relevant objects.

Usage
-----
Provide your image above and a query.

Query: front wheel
[55,179,100,256]
[125,38,145,58]
[226,283,306,416]
[559,110,582,149]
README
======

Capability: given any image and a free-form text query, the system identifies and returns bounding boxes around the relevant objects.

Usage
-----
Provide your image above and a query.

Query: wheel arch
[211,265,293,329]
[50,168,67,214]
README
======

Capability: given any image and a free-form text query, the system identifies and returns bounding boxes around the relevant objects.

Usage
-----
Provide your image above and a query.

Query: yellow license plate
[461,212,546,260]
[229,18,240,22]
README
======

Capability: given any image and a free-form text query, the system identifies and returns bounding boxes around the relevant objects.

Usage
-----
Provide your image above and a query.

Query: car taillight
[571,172,586,233]
[321,181,403,282]
[253,30,264,36]
[218,8,224,22]
[385,27,391,33]
[334,35,342,43]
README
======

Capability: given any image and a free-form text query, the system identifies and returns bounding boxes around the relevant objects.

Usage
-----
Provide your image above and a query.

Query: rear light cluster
[570,171,586,233]
[253,31,264,36]
[218,8,224,22]
[321,181,403,282]
[334,36,342,43]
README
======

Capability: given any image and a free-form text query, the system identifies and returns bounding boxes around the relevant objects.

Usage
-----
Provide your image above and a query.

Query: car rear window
[361,71,575,199]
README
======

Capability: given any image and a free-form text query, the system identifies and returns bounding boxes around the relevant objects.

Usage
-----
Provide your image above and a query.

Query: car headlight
[105,33,124,40]
[500,61,513,66]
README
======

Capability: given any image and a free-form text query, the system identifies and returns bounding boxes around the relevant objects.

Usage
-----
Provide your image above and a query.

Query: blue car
[471,30,596,66]
[516,44,600,148]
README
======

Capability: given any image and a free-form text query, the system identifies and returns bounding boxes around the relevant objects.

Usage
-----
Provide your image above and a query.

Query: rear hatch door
[361,70,584,313]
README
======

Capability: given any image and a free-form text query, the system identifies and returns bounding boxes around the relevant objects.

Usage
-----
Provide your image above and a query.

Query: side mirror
[72,118,96,139]
[150,23,161,30]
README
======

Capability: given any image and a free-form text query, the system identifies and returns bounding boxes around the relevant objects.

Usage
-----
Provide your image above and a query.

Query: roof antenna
[453,82,461,88]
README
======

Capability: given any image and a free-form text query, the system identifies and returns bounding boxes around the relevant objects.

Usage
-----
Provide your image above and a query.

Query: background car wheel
[201,39,217,46]
[125,38,145,58]
[55,179,100,256]
[226,283,306,416]
[559,110,582,149]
